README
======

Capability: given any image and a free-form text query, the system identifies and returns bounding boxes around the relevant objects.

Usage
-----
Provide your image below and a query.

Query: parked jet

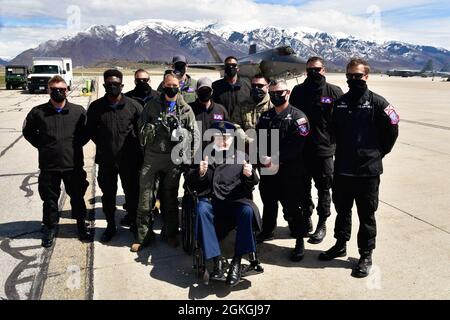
[386,59,450,78]
[190,43,307,80]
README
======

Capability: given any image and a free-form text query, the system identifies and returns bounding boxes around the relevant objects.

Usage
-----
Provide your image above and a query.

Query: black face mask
[164,87,179,99]
[50,88,66,103]
[269,92,287,107]
[197,89,213,103]
[224,65,238,78]
[347,79,368,96]
[306,72,326,88]
[105,83,122,97]
[251,87,266,103]
[174,64,186,78]
[135,82,151,96]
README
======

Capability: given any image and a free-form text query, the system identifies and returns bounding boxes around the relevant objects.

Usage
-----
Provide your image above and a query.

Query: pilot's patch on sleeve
[384,105,400,125]
[296,117,309,136]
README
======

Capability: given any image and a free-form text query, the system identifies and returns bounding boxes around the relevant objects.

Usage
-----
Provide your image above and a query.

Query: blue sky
[1,0,449,59]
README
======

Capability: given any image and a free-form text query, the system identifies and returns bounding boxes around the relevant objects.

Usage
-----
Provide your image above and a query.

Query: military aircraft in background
[386,59,450,78]
[189,42,307,80]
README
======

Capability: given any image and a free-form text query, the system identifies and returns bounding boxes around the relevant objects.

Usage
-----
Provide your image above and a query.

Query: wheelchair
[180,185,264,285]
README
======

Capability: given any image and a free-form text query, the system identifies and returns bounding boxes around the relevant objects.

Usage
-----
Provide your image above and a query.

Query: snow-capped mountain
[10,19,450,70]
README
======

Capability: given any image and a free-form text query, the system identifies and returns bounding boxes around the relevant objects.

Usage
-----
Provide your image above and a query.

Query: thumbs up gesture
[243,160,253,178]
[199,156,209,177]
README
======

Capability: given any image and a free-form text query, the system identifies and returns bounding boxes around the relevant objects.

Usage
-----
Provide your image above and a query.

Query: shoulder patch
[384,105,400,125]
[296,117,309,136]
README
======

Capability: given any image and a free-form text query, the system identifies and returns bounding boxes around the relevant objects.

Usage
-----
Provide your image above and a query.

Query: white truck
[28,57,73,94]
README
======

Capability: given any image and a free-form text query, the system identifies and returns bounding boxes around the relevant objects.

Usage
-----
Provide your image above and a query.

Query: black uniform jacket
[185,149,262,231]
[23,100,87,171]
[86,94,143,166]
[212,77,251,117]
[256,105,310,168]
[290,81,343,157]
[125,87,159,107]
[332,89,399,177]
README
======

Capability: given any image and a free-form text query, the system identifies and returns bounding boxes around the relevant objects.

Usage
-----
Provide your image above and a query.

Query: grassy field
[0,75,5,88]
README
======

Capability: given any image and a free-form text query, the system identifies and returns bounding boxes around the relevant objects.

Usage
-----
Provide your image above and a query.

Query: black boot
[304,216,313,235]
[352,250,373,278]
[101,223,117,243]
[77,219,92,241]
[210,256,226,281]
[318,240,347,261]
[226,256,242,287]
[256,231,275,244]
[42,227,56,248]
[308,218,327,244]
[290,238,305,262]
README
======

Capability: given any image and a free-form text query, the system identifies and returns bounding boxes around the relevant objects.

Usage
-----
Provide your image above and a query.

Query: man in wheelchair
[185,121,262,287]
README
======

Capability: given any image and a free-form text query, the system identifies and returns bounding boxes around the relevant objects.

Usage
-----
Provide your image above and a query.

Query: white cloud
[0,0,448,59]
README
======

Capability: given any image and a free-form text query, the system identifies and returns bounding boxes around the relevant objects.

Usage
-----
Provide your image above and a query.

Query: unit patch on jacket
[384,105,400,125]
[296,117,310,136]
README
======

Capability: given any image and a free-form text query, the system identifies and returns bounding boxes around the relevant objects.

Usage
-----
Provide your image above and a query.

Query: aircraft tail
[206,42,223,63]
[249,44,257,55]
[421,59,434,73]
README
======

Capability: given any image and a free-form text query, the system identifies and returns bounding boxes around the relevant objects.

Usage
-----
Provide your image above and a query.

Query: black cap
[172,55,187,64]
[210,121,236,135]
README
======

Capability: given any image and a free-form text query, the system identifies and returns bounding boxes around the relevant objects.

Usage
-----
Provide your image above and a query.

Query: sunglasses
[346,73,366,80]
[225,63,238,68]
[307,67,323,73]
[269,90,287,96]
[50,87,66,91]
[252,83,266,89]
[136,78,149,83]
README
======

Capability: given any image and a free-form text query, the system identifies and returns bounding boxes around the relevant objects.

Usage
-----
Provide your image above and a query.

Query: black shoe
[210,257,226,281]
[352,251,373,278]
[308,219,327,244]
[120,214,131,227]
[318,241,347,261]
[101,224,117,243]
[256,231,275,244]
[42,227,56,248]
[305,216,313,235]
[226,256,242,287]
[290,238,305,262]
[77,220,92,242]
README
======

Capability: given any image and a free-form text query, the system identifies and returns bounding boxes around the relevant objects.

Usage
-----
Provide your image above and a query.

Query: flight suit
[256,105,310,239]
[332,89,399,251]
[136,94,200,244]
[290,81,344,219]
[23,101,89,230]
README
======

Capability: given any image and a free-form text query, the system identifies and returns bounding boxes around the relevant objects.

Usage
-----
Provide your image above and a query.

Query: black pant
[38,169,88,229]
[259,164,307,238]
[332,175,380,251]
[301,155,333,219]
[97,163,139,225]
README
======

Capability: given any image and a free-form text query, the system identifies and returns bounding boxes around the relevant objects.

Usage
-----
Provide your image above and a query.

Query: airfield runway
[0,72,449,300]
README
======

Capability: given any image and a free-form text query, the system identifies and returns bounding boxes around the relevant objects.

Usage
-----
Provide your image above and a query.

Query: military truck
[5,65,29,90]
[28,57,73,94]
